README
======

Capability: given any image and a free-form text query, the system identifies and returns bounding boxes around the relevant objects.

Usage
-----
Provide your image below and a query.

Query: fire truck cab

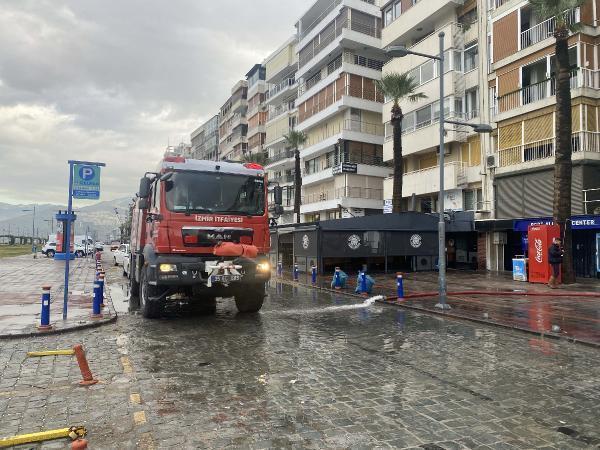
[129,154,282,318]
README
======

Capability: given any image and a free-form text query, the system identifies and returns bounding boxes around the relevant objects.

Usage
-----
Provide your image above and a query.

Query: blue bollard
[311,266,317,285]
[334,267,341,289]
[92,283,102,316]
[98,273,105,307]
[397,273,404,299]
[277,262,283,277]
[38,286,52,330]
[293,264,299,281]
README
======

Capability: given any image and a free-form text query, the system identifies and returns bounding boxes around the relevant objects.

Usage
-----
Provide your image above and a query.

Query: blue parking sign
[73,164,101,199]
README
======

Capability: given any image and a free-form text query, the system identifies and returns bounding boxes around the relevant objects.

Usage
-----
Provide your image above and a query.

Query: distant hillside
[0,197,133,242]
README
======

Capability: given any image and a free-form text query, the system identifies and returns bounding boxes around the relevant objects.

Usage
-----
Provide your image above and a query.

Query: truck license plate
[211,274,241,283]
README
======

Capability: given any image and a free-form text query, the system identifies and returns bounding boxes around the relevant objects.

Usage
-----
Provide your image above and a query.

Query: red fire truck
[129,154,282,318]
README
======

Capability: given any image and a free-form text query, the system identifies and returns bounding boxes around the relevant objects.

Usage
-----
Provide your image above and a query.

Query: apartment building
[294,0,392,222]
[381,0,491,216]
[246,64,268,157]
[481,0,600,275]
[218,80,248,161]
[189,114,220,160]
[264,36,299,225]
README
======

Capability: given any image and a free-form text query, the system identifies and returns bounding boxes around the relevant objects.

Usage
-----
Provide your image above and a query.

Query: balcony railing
[299,0,379,40]
[270,173,295,183]
[268,149,294,164]
[266,77,296,100]
[304,119,384,148]
[304,153,387,177]
[299,84,384,123]
[520,8,580,50]
[493,69,598,117]
[497,131,600,167]
[302,187,383,204]
[268,101,295,121]
[489,0,511,10]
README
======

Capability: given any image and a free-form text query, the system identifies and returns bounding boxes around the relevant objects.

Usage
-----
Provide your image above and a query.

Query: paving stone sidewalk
[281,269,600,346]
[0,255,116,337]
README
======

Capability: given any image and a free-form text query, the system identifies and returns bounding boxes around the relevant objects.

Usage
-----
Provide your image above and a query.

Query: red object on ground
[528,224,561,284]
[71,439,88,449]
[213,242,258,258]
[73,344,98,386]
[94,251,101,261]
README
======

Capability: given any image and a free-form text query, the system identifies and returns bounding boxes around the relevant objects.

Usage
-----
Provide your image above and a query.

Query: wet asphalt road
[1,255,598,449]
[103,258,600,450]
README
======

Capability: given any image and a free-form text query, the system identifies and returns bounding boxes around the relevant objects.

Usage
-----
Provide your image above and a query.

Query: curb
[0,284,118,341]
[275,278,600,349]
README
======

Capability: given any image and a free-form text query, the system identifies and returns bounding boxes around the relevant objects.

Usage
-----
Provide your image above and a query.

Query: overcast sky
[0,0,307,205]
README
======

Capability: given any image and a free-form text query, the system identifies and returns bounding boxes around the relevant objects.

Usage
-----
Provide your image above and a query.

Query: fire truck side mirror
[273,186,283,206]
[138,177,152,198]
[138,198,149,210]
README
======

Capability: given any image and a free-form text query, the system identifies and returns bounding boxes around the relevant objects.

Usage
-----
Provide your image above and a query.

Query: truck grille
[181,227,253,247]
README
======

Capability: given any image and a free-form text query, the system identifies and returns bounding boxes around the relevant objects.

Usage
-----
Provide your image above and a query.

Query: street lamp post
[22,205,36,254]
[386,33,493,310]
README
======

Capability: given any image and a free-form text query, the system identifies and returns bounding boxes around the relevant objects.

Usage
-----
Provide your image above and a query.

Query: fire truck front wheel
[234,284,265,313]
[140,270,165,319]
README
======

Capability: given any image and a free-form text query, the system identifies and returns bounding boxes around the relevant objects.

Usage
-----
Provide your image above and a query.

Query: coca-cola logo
[534,238,543,263]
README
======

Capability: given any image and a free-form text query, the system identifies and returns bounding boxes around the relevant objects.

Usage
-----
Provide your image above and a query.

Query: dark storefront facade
[270,212,478,275]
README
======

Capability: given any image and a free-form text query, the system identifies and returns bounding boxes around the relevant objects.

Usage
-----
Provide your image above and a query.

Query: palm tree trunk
[391,103,404,214]
[553,29,575,284]
[294,148,302,224]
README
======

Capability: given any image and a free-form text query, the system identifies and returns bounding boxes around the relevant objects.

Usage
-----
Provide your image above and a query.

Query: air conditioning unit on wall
[486,155,497,169]
[435,145,451,156]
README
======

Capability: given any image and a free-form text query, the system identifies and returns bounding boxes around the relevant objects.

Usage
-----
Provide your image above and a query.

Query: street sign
[73,164,101,200]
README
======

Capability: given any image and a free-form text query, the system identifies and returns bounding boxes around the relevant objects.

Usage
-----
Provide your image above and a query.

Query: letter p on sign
[80,165,95,180]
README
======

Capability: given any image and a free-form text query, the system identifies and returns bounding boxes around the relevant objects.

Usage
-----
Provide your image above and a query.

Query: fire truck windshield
[164,171,265,216]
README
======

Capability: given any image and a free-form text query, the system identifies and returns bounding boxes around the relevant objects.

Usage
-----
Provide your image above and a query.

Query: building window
[383,1,401,27]
[464,43,479,73]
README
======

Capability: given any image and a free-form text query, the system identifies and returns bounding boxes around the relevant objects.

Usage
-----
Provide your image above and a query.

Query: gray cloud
[0,0,306,204]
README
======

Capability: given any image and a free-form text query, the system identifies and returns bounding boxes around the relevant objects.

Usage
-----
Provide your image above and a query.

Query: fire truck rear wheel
[234,285,265,313]
[140,270,165,319]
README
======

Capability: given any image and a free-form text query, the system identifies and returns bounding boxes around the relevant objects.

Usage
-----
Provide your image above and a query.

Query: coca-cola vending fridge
[527,224,561,283]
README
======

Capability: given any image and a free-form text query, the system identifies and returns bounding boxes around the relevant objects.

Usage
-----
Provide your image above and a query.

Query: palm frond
[283,130,307,149]
[241,151,269,166]
[376,72,427,104]
[529,0,586,30]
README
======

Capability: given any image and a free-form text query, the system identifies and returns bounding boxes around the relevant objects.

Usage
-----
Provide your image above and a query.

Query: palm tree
[529,0,584,284]
[283,130,307,223]
[376,72,426,213]
[241,151,269,166]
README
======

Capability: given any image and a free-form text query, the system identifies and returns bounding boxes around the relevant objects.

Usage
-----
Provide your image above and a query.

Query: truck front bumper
[147,255,271,287]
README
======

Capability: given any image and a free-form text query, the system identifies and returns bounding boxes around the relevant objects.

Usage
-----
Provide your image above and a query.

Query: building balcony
[383,162,472,198]
[491,69,599,121]
[297,84,384,131]
[301,186,383,214]
[496,131,600,173]
[266,77,297,103]
[298,0,381,43]
[297,10,382,80]
[381,0,464,49]
[302,119,384,159]
[267,149,295,165]
[303,158,391,187]
[520,8,579,51]
[270,173,295,184]
[267,101,296,122]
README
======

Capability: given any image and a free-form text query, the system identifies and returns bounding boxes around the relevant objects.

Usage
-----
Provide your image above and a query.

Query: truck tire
[235,284,265,313]
[129,256,140,297]
[139,269,165,319]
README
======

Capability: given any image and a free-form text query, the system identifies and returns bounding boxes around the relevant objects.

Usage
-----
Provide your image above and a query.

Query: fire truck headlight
[257,262,270,273]
[159,264,178,273]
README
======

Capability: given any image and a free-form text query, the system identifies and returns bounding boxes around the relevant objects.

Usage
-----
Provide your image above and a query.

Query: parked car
[94,242,104,252]
[113,244,130,266]
[110,243,120,251]
[42,241,57,258]
[122,253,130,278]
